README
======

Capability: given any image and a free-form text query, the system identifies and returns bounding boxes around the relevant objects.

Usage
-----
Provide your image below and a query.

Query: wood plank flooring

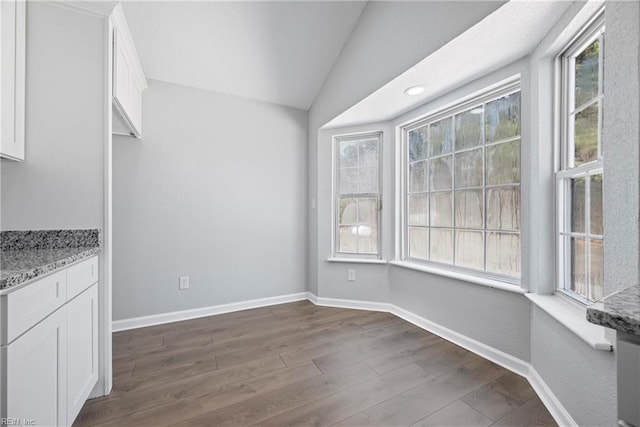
[74,301,556,427]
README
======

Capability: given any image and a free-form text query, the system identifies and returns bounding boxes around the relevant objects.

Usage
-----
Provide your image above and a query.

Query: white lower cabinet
[67,284,99,423]
[5,307,67,426]
[1,256,99,427]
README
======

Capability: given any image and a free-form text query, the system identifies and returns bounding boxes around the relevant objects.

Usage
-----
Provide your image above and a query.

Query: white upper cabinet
[111,4,147,138]
[0,0,26,160]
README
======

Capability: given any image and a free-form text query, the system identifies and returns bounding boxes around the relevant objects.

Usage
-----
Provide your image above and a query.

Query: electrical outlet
[179,276,190,290]
[347,269,356,281]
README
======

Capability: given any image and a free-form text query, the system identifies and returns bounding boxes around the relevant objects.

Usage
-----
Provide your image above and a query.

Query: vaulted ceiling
[122,1,367,110]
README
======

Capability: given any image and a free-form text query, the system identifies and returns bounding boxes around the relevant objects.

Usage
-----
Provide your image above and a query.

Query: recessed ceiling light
[404,85,425,96]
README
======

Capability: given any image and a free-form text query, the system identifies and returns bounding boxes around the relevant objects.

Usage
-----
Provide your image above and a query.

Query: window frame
[399,80,522,285]
[332,131,383,259]
[556,11,605,305]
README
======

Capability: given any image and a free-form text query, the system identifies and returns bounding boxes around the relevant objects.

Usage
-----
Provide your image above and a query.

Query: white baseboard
[110,291,576,426]
[112,292,312,332]
[527,365,578,427]
[315,296,391,313]
[391,305,531,378]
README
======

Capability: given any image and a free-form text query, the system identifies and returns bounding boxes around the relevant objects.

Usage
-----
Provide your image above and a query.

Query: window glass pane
[590,174,603,235]
[338,226,357,253]
[455,108,483,150]
[357,225,377,254]
[575,39,600,108]
[359,139,378,167]
[338,198,357,224]
[339,141,358,167]
[429,118,453,157]
[408,193,429,226]
[408,227,429,260]
[574,102,599,166]
[590,239,604,301]
[429,156,453,191]
[486,140,520,185]
[455,230,484,270]
[571,177,586,234]
[409,160,428,193]
[408,126,428,162]
[430,192,453,228]
[570,237,587,298]
[402,89,521,280]
[358,167,377,193]
[336,134,380,257]
[358,198,377,224]
[455,190,483,229]
[339,168,357,194]
[430,228,453,265]
[455,148,483,188]
[485,92,520,143]
[486,187,520,231]
[486,232,520,277]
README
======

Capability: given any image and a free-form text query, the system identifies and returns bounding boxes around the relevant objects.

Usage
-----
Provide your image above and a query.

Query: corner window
[557,13,604,303]
[402,83,521,283]
[333,132,382,258]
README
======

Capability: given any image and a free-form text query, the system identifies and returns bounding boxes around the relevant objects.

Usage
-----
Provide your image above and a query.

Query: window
[403,83,521,282]
[557,13,604,303]
[334,132,382,258]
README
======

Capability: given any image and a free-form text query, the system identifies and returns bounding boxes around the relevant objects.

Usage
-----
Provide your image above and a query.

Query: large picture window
[403,84,521,282]
[557,14,604,303]
[334,132,382,258]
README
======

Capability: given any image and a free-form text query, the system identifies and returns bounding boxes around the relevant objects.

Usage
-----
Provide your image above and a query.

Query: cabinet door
[112,26,142,137]
[66,283,99,425]
[113,31,130,112]
[6,307,67,426]
[0,0,25,160]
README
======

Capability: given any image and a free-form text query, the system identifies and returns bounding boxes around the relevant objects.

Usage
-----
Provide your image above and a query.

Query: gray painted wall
[531,306,616,427]
[390,266,531,361]
[1,3,104,230]
[603,1,640,295]
[112,80,307,320]
[307,1,506,295]
[316,122,394,303]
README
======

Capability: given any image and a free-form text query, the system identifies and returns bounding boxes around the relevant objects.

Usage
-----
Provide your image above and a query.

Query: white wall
[0,3,104,230]
[112,80,307,321]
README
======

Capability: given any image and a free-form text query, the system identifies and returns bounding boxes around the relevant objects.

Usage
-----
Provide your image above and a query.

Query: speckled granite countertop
[0,230,100,292]
[587,285,640,336]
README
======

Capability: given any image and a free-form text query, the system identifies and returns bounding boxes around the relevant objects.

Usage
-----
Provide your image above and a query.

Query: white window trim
[326,257,388,265]
[397,80,523,287]
[332,131,383,260]
[389,260,525,294]
[555,10,605,305]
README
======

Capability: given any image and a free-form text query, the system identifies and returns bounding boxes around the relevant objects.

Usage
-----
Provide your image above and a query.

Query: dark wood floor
[75,301,556,427]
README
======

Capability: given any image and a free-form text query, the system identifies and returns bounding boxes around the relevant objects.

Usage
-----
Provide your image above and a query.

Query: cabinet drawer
[66,256,98,301]
[3,270,67,344]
